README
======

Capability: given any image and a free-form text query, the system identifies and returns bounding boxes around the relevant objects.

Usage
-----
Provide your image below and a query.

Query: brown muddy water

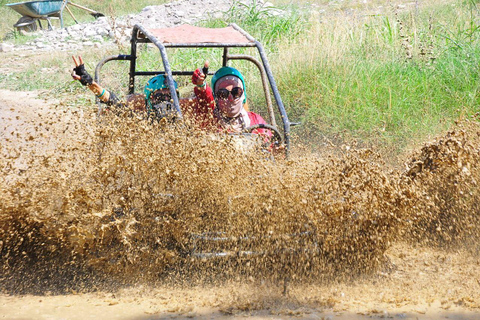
[1,91,479,319]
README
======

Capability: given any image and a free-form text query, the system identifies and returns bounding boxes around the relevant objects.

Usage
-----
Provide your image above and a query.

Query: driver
[192,66,271,138]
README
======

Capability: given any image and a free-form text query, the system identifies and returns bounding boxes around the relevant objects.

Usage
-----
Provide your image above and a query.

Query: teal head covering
[211,66,247,103]
[144,74,178,108]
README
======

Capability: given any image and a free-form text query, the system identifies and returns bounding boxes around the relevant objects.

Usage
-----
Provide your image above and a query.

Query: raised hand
[71,55,93,86]
[192,61,209,87]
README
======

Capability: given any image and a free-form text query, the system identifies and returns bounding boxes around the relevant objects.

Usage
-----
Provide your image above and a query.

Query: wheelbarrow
[6,0,104,32]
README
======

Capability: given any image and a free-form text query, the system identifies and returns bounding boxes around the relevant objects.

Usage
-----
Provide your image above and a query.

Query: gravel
[1,0,272,53]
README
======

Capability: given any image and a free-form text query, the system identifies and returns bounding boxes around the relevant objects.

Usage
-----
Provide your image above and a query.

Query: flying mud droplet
[1,106,480,294]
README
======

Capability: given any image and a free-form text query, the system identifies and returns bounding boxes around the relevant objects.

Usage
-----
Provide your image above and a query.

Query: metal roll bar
[95,23,292,157]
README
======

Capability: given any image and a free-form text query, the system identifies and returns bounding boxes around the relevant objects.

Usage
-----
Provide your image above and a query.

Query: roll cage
[95,23,292,157]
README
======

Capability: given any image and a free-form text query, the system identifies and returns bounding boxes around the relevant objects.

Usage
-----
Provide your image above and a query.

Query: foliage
[202,0,307,47]
[273,0,480,153]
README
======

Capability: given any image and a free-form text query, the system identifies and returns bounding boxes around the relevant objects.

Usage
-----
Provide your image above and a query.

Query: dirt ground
[1,91,480,320]
[0,241,479,319]
[0,242,479,320]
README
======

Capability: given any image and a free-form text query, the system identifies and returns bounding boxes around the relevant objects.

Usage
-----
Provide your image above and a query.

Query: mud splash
[1,100,480,295]
[404,118,480,247]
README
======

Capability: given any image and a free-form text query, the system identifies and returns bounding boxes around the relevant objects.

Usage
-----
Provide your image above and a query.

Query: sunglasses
[215,87,244,100]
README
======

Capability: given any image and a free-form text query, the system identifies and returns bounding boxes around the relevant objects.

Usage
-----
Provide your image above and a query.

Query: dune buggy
[94,24,315,285]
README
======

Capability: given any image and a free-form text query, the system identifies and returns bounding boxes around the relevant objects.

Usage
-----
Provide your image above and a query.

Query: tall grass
[203,0,305,47]
[272,0,480,153]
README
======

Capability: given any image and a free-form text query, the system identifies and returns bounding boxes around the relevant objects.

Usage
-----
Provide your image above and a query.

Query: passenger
[70,56,213,122]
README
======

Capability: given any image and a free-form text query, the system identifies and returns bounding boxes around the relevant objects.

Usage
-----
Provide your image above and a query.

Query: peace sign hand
[71,55,93,86]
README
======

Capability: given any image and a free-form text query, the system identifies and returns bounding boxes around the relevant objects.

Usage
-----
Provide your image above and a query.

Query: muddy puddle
[1,91,479,319]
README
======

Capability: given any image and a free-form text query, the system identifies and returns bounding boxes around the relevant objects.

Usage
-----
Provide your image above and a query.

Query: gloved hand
[191,61,209,87]
[191,68,205,86]
[71,56,93,86]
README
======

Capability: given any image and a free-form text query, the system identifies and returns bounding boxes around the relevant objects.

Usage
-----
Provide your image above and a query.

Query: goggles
[151,90,172,105]
[215,87,244,100]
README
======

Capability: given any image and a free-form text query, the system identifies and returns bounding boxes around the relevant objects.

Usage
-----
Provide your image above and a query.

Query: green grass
[271,0,480,152]
[200,0,306,48]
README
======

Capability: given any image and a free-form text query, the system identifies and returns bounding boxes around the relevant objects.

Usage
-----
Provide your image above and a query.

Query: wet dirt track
[1,91,480,319]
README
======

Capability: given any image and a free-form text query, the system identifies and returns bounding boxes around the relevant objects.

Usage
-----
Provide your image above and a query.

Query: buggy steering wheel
[242,123,283,149]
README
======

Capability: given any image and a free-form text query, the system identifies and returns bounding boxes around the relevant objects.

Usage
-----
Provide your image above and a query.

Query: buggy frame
[94,23,293,157]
